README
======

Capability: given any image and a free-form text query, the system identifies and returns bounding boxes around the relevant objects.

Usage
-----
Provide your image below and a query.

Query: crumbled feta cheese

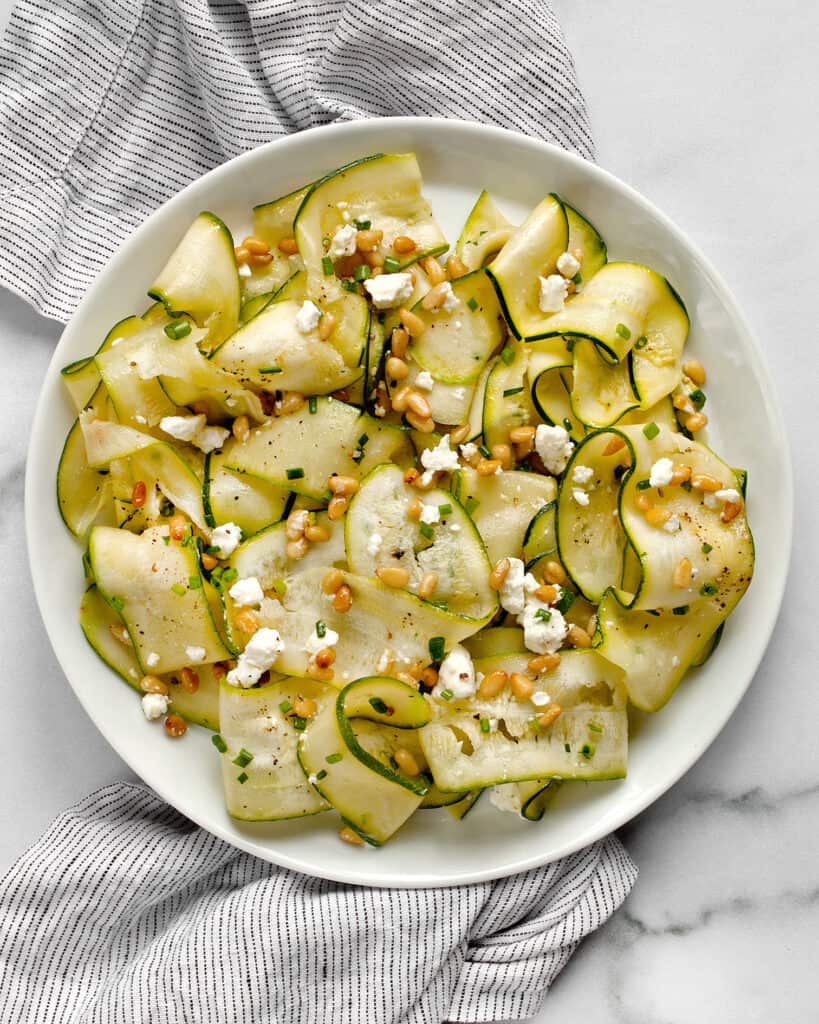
[703,492,720,509]
[364,272,414,309]
[571,464,594,485]
[195,425,230,453]
[534,424,574,474]
[141,693,169,720]
[328,223,358,259]
[185,645,206,663]
[160,414,205,444]
[145,652,160,668]
[449,523,461,532]
[556,250,581,279]
[663,514,682,533]
[227,628,285,688]
[572,488,590,506]
[499,557,526,615]
[489,784,522,815]
[531,690,551,706]
[225,398,237,408]
[523,573,543,596]
[304,624,340,658]
[419,435,460,485]
[671,655,680,668]
[374,404,386,418]
[210,522,242,557]
[715,488,741,504]
[415,370,434,391]
[134,414,147,425]
[433,645,476,699]
[420,503,440,525]
[459,442,478,460]
[366,533,383,557]
[228,576,265,607]
[538,273,569,313]
[518,600,567,655]
[438,281,459,312]
[649,457,675,488]
[238,262,252,278]
[295,300,321,334]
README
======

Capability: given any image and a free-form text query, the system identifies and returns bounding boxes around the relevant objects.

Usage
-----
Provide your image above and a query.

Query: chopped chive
[278,700,292,714]
[467,296,479,311]
[702,542,713,554]
[642,422,660,440]
[383,255,401,273]
[535,608,552,623]
[478,444,491,458]
[258,366,283,375]
[232,748,254,768]
[161,535,170,545]
[343,279,359,292]
[634,335,648,349]
[464,497,480,516]
[211,734,228,753]
[588,722,603,734]
[503,386,524,397]
[316,620,326,639]
[479,717,490,734]
[439,688,454,701]
[700,582,719,596]
[170,583,186,596]
[690,388,707,409]
[369,696,389,714]
[636,479,652,490]
[316,769,327,780]
[646,609,661,617]
[581,743,596,759]
[269,578,285,597]
[353,264,371,281]
[438,503,452,516]
[181,525,193,547]
[681,480,693,492]
[222,567,238,584]
[286,467,304,480]
[237,772,249,784]
[322,256,334,276]
[615,323,631,340]
[419,522,435,540]
[205,545,220,556]
[353,217,371,229]
[187,575,201,590]
[564,742,571,753]
[357,432,370,448]
[572,272,582,285]
[429,636,445,662]
[500,346,515,365]
[292,716,307,731]
[326,752,343,764]
[109,596,124,612]
[562,417,573,432]
[308,396,318,414]
[555,590,575,614]
[672,605,689,616]
[164,320,191,340]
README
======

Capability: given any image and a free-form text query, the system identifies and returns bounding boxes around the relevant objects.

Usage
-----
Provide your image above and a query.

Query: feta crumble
[556,250,581,278]
[141,693,170,721]
[433,645,476,699]
[703,492,720,509]
[328,223,358,259]
[459,442,478,460]
[210,522,242,558]
[715,488,741,504]
[159,414,228,453]
[419,435,460,485]
[228,576,265,607]
[572,488,591,506]
[519,600,568,655]
[196,425,231,453]
[531,690,551,706]
[499,557,526,616]
[415,370,434,391]
[366,533,383,557]
[663,514,682,533]
[238,262,252,278]
[145,652,160,668]
[649,457,674,488]
[227,628,285,688]
[534,423,574,474]
[420,504,440,525]
[364,272,414,309]
[571,464,594,485]
[185,645,206,663]
[295,300,321,334]
[438,281,459,312]
[538,273,569,313]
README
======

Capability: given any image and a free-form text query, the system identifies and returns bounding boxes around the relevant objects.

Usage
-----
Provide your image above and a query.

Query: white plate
[26,118,791,887]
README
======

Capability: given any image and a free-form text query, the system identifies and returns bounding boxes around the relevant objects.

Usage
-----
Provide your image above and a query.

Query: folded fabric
[0,783,636,1023]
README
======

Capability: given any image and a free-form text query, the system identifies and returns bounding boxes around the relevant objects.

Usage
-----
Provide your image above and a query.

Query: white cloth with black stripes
[0,2,635,1022]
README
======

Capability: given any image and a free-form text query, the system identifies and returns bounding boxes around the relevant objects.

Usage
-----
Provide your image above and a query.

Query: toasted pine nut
[390,327,409,359]
[280,391,304,415]
[286,537,309,560]
[421,282,450,310]
[399,308,426,337]
[131,480,147,508]
[201,552,219,571]
[477,458,502,476]
[305,523,330,543]
[376,566,410,588]
[322,568,344,594]
[537,704,562,728]
[420,255,447,285]
[407,497,425,520]
[286,509,309,539]
[314,647,336,670]
[636,492,653,512]
[510,672,534,700]
[528,652,561,673]
[293,695,318,717]
[407,415,436,437]
[393,235,416,255]
[386,356,409,380]
[514,440,534,460]
[232,415,250,442]
[645,507,672,527]
[356,228,383,252]
[339,826,365,846]
[306,664,335,682]
[164,714,187,738]
[404,468,420,487]
[489,558,511,591]
[278,236,299,255]
[391,385,412,412]
[447,254,468,280]
[567,624,592,648]
[479,669,508,699]
[673,393,695,412]
[234,246,250,262]
[394,748,421,776]
[418,572,439,599]
[603,436,626,456]
[685,412,708,433]
[180,667,200,694]
[318,313,337,341]
[212,662,228,679]
[534,584,558,604]
[691,473,722,493]
[673,557,692,589]
[420,666,438,687]
[234,609,260,634]
[683,359,706,386]
[670,464,692,485]
[721,500,743,524]
[249,251,273,267]
[109,623,130,645]
[509,425,536,444]
[543,560,567,585]
[332,584,352,613]
[169,514,187,541]
[365,250,385,268]
[406,392,432,419]
[329,475,360,497]
[449,424,470,445]
[243,236,270,255]
[140,674,168,695]
[490,443,513,470]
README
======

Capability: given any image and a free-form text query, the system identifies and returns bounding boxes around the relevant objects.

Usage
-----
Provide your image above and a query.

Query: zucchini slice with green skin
[239,290,275,324]
[223,397,413,500]
[452,467,557,566]
[350,722,462,808]
[466,358,494,442]
[463,626,527,660]
[564,202,607,285]
[61,315,146,412]
[148,212,240,352]
[204,454,289,535]
[446,789,483,820]
[490,778,562,821]
[419,650,627,791]
[58,383,115,538]
[455,190,516,272]
[88,525,230,674]
[243,185,309,302]
[522,501,557,567]
[409,270,506,385]
[387,357,476,426]
[79,585,221,729]
[228,514,345,593]
[486,194,569,340]
[218,677,330,821]
[96,329,179,428]
[482,339,536,449]
[298,677,431,844]
[618,395,677,431]
[344,464,497,622]
[363,315,387,414]
[570,340,639,427]
[532,366,585,441]
[210,298,362,394]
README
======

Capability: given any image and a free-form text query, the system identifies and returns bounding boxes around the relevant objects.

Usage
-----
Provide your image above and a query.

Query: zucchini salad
[58,153,754,846]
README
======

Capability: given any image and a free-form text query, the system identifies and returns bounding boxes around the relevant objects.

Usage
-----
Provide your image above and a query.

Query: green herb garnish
[109,596,124,612]
[419,522,435,540]
[503,386,524,397]
[500,346,515,365]
[563,417,573,432]
[535,608,552,623]
[615,323,631,340]
[237,772,249,785]
[286,467,305,480]
[164,320,191,340]
[369,696,389,714]
[308,396,318,414]
[467,297,479,311]
[700,582,718,596]
[382,256,401,273]
[292,716,307,731]
[429,636,445,662]
[642,422,660,440]
[170,583,186,597]
[354,264,371,282]
[326,753,343,764]
[702,542,713,554]
[478,444,491,458]
[322,256,334,276]
[440,689,454,701]
[232,748,254,768]
[278,700,292,714]
[580,743,596,759]
[636,479,652,490]
[479,718,490,734]
[555,590,575,614]
[316,769,327,780]
[188,575,201,590]
[316,620,326,639]
[258,366,283,375]
[211,734,228,753]
[353,217,371,229]
[438,503,452,516]
[690,388,707,409]
[672,605,689,616]
[634,335,648,349]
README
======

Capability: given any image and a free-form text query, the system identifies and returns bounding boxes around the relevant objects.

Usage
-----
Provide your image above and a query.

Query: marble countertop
[1,1,816,1020]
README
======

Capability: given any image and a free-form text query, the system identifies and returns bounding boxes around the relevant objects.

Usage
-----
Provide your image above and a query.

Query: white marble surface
[0,1,816,1020]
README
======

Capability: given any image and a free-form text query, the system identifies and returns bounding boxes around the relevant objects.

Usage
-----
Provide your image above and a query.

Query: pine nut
[329,475,360,497]
[140,674,168,695]
[449,424,470,445]
[376,566,410,588]
[508,673,533,701]
[407,411,436,434]
[305,523,330,543]
[477,458,502,476]
[404,468,420,487]
[490,443,513,470]
[683,359,706,386]
[243,236,270,255]
[201,552,219,571]
[365,250,385,268]
[232,415,250,442]
[318,313,337,340]
[131,480,147,508]
[390,328,409,359]
[407,497,424,520]
[418,572,439,599]
[394,748,421,776]
[391,385,412,412]
[636,492,653,512]
[567,625,592,648]
[169,514,187,541]
[278,236,299,255]
[534,584,558,603]
[280,391,304,415]
[685,412,708,433]
[293,695,318,717]
[180,667,200,693]
[489,558,511,591]
[338,826,364,846]
[645,507,672,527]
[603,436,626,456]
[543,560,567,585]
[528,652,561,673]
[333,584,353,613]
[109,623,130,645]
[235,246,250,263]
[420,666,438,687]
[386,356,409,380]
[286,509,309,539]
[406,392,432,418]
[673,393,695,412]
[306,664,335,682]
[420,255,447,285]
[421,282,450,310]
[322,569,345,594]
[399,308,426,337]
[509,425,536,444]
[249,251,273,267]
[478,669,508,699]
[691,473,722,493]
[356,228,383,252]
[537,704,562,728]
[514,440,534,460]
[393,236,416,255]
[164,714,187,738]
[670,464,692,485]
[673,557,692,588]
[234,609,260,634]
[721,500,743,523]
[286,537,309,560]
[314,647,336,669]
[447,254,468,279]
